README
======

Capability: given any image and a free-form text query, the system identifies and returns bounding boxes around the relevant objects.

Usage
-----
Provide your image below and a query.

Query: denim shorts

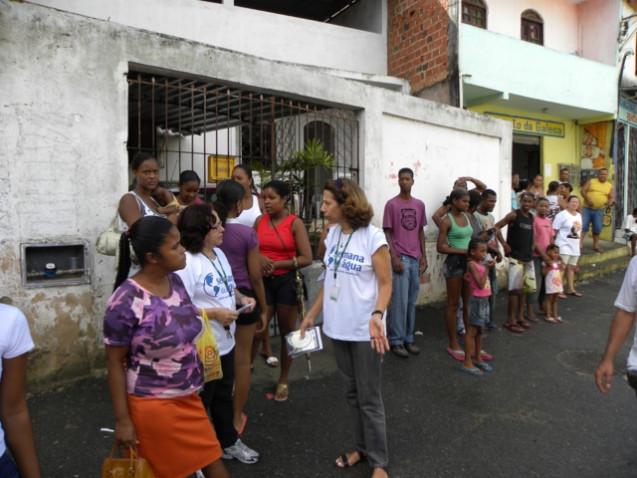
[582,207,604,234]
[443,254,467,279]
[469,296,490,328]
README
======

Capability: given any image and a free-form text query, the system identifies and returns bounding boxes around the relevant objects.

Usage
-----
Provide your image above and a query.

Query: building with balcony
[390,0,620,227]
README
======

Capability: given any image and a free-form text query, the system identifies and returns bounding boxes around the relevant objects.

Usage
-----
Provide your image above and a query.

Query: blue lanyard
[333,230,354,280]
[208,252,232,297]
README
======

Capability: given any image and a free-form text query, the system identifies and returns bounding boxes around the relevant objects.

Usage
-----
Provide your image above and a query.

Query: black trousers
[201,348,237,449]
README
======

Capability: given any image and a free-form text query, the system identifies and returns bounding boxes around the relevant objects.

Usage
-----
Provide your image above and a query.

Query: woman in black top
[495,192,535,334]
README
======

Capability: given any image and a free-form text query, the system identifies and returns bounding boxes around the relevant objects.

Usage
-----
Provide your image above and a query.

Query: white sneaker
[222,439,260,464]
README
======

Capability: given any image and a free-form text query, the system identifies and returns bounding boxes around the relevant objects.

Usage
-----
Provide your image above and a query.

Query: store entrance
[512,134,541,184]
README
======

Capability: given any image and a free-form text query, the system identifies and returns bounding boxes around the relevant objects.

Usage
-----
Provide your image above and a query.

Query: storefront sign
[485,112,565,138]
[619,97,637,127]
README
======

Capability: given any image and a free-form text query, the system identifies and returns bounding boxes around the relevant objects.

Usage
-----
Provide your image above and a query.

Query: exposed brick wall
[388,0,452,95]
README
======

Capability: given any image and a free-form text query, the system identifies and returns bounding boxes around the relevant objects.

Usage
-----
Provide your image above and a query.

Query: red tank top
[256,214,297,276]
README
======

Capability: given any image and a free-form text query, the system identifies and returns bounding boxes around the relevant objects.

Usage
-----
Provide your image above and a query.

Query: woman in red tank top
[255,180,313,401]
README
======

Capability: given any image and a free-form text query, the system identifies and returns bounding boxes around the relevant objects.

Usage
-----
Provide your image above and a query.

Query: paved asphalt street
[30,270,637,478]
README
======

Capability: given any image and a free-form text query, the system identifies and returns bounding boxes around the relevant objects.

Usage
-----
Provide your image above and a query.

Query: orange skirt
[128,393,222,478]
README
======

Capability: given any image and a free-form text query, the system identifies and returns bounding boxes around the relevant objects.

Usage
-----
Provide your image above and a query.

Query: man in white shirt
[595,257,637,396]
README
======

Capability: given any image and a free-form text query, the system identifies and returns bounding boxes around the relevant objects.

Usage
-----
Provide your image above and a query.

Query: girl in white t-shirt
[552,195,583,298]
[0,302,40,477]
[176,205,260,465]
[300,178,391,478]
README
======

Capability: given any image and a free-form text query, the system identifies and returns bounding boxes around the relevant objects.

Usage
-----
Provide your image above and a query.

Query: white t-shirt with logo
[614,257,637,371]
[322,224,388,341]
[553,210,582,256]
[0,304,35,457]
[177,249,237,356]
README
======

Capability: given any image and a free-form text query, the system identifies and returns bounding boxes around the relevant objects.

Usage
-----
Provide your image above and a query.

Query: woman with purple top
[213,179,268,437]
[104,216,228,478]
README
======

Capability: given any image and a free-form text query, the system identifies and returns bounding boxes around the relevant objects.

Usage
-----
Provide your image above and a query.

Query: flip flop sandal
[475,361,494,372]
[460,365,484,376]
[335,451,365,468]
[517,321,531,329]
[446,347,465,361]
[265,356,279,367]
[555,316,563,323]
[503,323,525,334]
[471,350,495,362]
[274,383,289,402]
[544,316,558,324]
[526,316,540,323]
[558,293,568,299]
[567,291,583,297]
[479,350,494,361]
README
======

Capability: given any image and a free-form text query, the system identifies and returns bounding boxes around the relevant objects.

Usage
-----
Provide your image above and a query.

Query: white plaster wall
[28,0,387,75]
[484,0,579,53]
[1,0,509,382]
[578,0,620,65]
[379,114,509,302]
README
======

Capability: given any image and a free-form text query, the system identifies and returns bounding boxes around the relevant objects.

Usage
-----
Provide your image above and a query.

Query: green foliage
[277,139,334,197]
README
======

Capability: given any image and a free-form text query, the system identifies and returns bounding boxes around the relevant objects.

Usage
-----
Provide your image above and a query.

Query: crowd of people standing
[98,154,622,477]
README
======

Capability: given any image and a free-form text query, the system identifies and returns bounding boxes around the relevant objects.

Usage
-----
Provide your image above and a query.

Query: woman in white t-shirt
[553,195,583,297]
[0,302,40,477]
[231,164,263,228]
[176,204,260,465]
[300,178,391,478]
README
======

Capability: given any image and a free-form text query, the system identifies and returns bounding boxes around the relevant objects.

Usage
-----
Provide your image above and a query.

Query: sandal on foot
[527,316,540,323]
[274,383,289,402]
[544,316,558,324]
[566,291,583,297]
[555,316,563,323]
[475,361,494,372]
[446,347,465,362]
[479,350,494,361]
[264,355,279,367]
[503,322,525,334]
[558,293,568,299]
[517,320,531,329]
[335,451,364,468]
[460,365,484,376]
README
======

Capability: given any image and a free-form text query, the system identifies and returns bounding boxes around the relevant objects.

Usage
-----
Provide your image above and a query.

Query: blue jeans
[388,255,420,346]
[0,452,20,478]
[582,207,604,235]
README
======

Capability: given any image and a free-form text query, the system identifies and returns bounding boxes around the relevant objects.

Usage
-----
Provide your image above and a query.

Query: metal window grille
[615,123,626,221]
[127,70,359,230]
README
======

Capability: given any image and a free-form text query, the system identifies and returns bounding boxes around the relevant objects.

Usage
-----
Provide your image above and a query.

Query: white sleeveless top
[118,191,163,231]
[234,194,261,227]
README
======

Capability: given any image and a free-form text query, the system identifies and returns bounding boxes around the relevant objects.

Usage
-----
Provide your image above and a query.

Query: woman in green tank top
[437,189,473,360]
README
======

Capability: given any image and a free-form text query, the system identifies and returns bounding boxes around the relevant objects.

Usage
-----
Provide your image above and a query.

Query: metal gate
[127,70,359,229]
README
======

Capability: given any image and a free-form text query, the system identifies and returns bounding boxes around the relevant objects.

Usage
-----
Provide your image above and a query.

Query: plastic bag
[196,308,222,382]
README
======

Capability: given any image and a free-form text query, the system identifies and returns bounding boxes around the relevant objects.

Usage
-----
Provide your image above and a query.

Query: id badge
[329,284,340,301]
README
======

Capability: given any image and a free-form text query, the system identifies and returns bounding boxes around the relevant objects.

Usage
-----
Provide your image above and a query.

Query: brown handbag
[101,445,155,478]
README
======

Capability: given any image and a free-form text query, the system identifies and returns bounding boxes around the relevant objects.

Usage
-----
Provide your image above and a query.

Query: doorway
[512,134,541,185]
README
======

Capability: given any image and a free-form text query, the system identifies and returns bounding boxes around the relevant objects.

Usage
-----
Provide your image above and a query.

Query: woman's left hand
[240,296,256,312]
[369,315,389,355]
